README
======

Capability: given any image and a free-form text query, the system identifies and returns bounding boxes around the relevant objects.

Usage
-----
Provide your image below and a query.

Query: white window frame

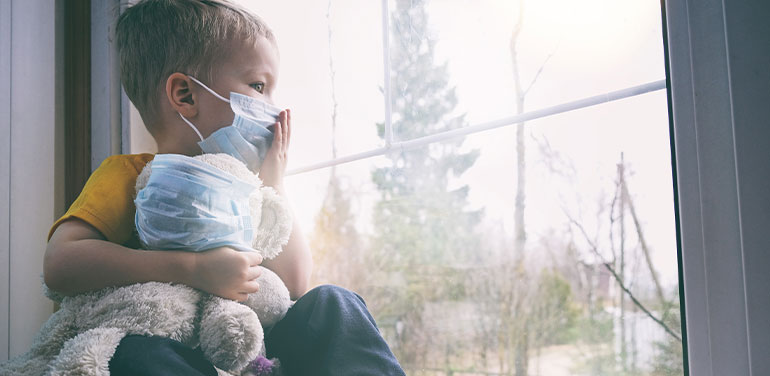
[91,0,124,169]
[0,0,60,360]
[0,0,10,361]
[665,0,770,374]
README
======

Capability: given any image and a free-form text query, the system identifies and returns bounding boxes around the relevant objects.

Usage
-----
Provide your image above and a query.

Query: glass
[244,0,682,375]
[299,93,680,375]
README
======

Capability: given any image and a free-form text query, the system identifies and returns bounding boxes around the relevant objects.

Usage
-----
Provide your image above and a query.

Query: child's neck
[151,120,194,154]
[155,137,200,156]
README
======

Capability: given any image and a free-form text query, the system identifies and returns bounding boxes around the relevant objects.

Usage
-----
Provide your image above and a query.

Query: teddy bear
[133,152,294,372]
[0,153,293,376]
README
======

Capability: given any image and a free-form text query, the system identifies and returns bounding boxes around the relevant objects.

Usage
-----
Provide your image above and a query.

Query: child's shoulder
[98,153,155,175]
[88,153,156,195]
[48,153,157,244]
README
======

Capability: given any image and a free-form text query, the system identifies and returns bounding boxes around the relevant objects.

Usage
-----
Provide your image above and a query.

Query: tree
[651,290,684,376]
[311,174,366,288]
[310,0,365,290]
[508,0,560,372]
[532,271,579,347]
[367,0,482,369]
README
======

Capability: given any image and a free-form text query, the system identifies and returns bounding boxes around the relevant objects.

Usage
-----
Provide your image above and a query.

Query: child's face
[189,36,280,141]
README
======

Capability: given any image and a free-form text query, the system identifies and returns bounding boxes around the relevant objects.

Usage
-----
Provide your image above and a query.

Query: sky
[234,0,678,288]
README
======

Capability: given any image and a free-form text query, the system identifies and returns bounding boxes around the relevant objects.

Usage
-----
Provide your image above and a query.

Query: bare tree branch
[609,180,620,266]
[621,180,667,306]
[327,0,339,162]
[509,3,530,373]
[522,50,556,98]
[564,211,682,341]
[532,134,577,179]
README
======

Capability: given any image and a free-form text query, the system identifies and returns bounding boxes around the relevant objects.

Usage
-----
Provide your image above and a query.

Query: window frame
[664,0,770,374]
[0,0,60,360]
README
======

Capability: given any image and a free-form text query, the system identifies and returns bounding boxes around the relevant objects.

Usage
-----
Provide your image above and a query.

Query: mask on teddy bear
[134,154,257,252]
[177,75,282,173]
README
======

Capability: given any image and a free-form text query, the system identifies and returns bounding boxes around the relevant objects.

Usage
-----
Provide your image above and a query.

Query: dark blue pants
[109,285,405,376]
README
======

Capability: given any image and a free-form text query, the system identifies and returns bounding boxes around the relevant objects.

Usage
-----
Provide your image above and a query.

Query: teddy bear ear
[134,161,153,196]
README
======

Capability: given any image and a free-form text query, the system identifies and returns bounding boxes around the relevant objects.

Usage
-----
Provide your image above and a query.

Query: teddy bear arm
[242,266,292,329]
[199,295,265,373]
[48,327,126,376]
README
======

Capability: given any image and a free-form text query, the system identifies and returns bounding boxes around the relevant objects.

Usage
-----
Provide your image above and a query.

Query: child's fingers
[286,109,292,150]
[246,252,263,266]
[280,110,289,154]
[272,119,283,151]
[246,265,262,280]
[241,280,260,295]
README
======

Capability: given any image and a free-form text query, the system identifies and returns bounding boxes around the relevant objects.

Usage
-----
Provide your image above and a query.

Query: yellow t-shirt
[48,154,155,246]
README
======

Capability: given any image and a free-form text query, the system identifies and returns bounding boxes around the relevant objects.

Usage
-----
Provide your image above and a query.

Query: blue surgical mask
[134,154,257,252]
[178,76,282,172]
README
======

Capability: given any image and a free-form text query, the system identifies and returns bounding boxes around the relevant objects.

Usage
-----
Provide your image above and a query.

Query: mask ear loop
[178,113,204,141]
[178,75,232,142]
[188,75,231,104]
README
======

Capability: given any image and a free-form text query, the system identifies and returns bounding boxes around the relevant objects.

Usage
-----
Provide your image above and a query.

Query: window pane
[244,0,682,375]
[299,93,680,375]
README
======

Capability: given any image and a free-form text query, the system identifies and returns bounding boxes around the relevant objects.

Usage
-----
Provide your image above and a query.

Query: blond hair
[116,0,276,130]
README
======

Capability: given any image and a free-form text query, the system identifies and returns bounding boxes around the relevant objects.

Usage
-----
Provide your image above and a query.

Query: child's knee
[306,284,366,308]
[109,335,216,376]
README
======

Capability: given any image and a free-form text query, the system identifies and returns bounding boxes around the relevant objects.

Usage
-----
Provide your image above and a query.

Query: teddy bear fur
[0,153,293,376]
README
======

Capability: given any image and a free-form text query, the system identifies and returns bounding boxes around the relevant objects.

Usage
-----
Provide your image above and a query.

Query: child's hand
[189,246,264,302]
[259,109,291,191]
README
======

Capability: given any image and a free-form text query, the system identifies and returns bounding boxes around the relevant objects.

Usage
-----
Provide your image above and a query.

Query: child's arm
[44,218,264,302]
[258,109,314,300]
[261,199,313,300]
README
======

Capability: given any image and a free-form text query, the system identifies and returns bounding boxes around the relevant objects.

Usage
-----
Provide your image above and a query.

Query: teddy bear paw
[200,297,264,372]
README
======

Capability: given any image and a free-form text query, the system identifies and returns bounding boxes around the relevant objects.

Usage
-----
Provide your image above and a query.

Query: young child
[43,1,405,375]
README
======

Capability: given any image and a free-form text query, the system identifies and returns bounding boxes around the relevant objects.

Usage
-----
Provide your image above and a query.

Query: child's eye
[250,82,265,93]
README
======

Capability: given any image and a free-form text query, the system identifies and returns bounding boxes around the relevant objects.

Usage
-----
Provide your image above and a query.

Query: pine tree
[367,0,482,368]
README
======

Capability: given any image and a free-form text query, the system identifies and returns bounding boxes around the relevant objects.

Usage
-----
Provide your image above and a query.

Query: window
[242,0,682,374]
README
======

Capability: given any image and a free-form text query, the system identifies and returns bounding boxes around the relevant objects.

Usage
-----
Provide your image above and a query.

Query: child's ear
[166,73,198,118]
